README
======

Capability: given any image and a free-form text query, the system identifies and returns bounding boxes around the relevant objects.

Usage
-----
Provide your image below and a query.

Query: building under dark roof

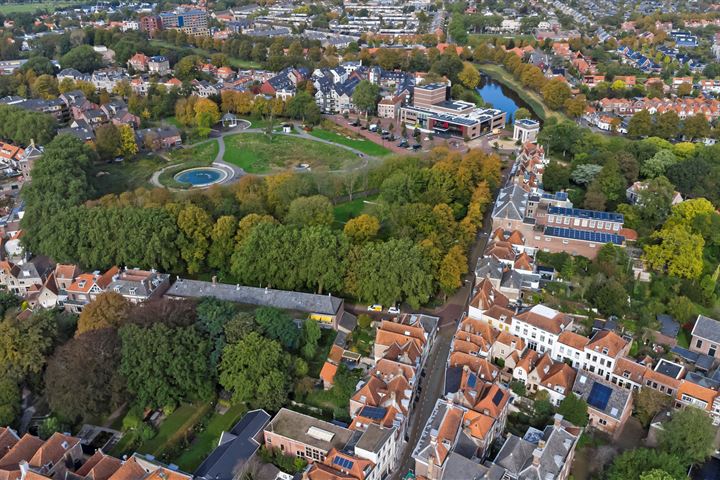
[194,410,271,480]
[165,278,345,329]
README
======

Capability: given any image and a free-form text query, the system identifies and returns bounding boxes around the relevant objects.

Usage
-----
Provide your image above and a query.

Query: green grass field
[477,63,568,123]
[223,133,360,174]
[150,40,262,69]
[309,129,392,157]
[174,403,247,472]
[333,195,378,225]
[89,155,165,197]
[158,140,219,188]
[0,1,81,13]
[136,403,211,457]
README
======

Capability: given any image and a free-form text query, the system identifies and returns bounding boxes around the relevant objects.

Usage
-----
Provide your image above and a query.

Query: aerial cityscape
[0,0,719,479]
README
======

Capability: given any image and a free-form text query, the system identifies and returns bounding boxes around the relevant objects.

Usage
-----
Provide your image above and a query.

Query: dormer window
[602,347,609,355]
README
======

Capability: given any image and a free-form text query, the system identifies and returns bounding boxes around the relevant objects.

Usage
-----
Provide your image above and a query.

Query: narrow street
[389,152,515,479]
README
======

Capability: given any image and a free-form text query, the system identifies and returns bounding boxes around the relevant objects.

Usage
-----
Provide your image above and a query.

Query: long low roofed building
[164,278,347,330]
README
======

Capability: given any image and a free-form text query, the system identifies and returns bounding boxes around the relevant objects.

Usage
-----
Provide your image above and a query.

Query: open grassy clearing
[0,1,81,13]
[333,195,378,225]
[309,128,392,157]
[223,133,360,174]
[89,155,165,197]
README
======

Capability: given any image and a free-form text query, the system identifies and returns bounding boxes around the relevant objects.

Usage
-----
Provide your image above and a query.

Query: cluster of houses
[584,95,720,134]
[0,427,202,480]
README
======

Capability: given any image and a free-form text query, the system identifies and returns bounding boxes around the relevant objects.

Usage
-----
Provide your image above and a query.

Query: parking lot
[328,114,471,155]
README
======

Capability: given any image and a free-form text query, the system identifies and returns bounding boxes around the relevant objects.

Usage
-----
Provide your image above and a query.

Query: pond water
[476,74,534,123]
[174,167,226,187]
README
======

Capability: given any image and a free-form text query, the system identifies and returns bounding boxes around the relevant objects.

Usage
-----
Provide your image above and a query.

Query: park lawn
[333,195,378,225]
[223,133,359,173]
[173,403,248,472]
[0,1,81,13]
[309,129,392,157]
[158,140,219,188]
[149,40,261,69]
[89,155,165,197]
[136,403,212,457]
[476,63,568,123]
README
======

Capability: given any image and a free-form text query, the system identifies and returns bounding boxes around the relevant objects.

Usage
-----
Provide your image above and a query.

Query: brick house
[264,409,354,464]
[64,266,119,313]
[690,314,720,360]
[571,373,632,439]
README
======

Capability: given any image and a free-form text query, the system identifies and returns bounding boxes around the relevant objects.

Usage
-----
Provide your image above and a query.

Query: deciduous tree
[344,214,380,243]
[219,332,290,410]
[45,329,122,421]
[77,292,131,335]
[119,323,213,408]
[658,407,716,465]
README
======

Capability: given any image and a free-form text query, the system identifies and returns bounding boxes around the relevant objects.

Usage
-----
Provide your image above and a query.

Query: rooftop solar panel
[333,456,354,469]
[543,227,625,245]
[359,406,387,420]
[587,382,612,411]
[548,206,624,223]
[492,389,505,406]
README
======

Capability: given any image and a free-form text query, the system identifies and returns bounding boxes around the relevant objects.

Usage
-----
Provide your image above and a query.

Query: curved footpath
[150,121,374,190]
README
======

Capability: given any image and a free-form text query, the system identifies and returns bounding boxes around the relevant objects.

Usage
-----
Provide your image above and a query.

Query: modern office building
[399,84,506,140]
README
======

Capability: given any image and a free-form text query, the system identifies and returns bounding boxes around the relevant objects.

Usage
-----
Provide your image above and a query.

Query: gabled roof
[30,432,80,469]
[194,410,271,480]
[492,184,529,221]
[514,305,571,335]
[0,429,19,460]
[557,331,590,351]
[75,451,122,480]
[586,330,629,358]
[0,434,44,471]
[691,314,720,343]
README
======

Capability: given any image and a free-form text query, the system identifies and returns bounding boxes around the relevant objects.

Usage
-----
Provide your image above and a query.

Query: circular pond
[174,167,228,187]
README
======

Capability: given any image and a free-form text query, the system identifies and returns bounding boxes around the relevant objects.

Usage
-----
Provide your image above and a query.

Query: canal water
[476,74,535,123]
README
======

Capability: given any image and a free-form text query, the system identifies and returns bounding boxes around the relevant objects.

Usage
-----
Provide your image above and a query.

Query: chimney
[236,284,240,290]
[211,275,217,286]
[19,461,29,480]
[553,413,563,427]
[264,286,269,294]
[532,448,542,466]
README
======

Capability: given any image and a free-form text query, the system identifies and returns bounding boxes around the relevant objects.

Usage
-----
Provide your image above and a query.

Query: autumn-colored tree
[644,224,704,279]
[117,124,138,158]
[564,95,587,117]
[176,203,213,274]
[541,78,571,110]
[77,292,131,335]
[194,98,221,137]
[344,214,381,243]
[458,62,480,89]
[438,245,468,296]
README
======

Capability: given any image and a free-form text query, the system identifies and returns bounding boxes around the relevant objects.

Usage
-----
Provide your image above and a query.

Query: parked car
[388,306,400,315]
[367,304,383,312]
